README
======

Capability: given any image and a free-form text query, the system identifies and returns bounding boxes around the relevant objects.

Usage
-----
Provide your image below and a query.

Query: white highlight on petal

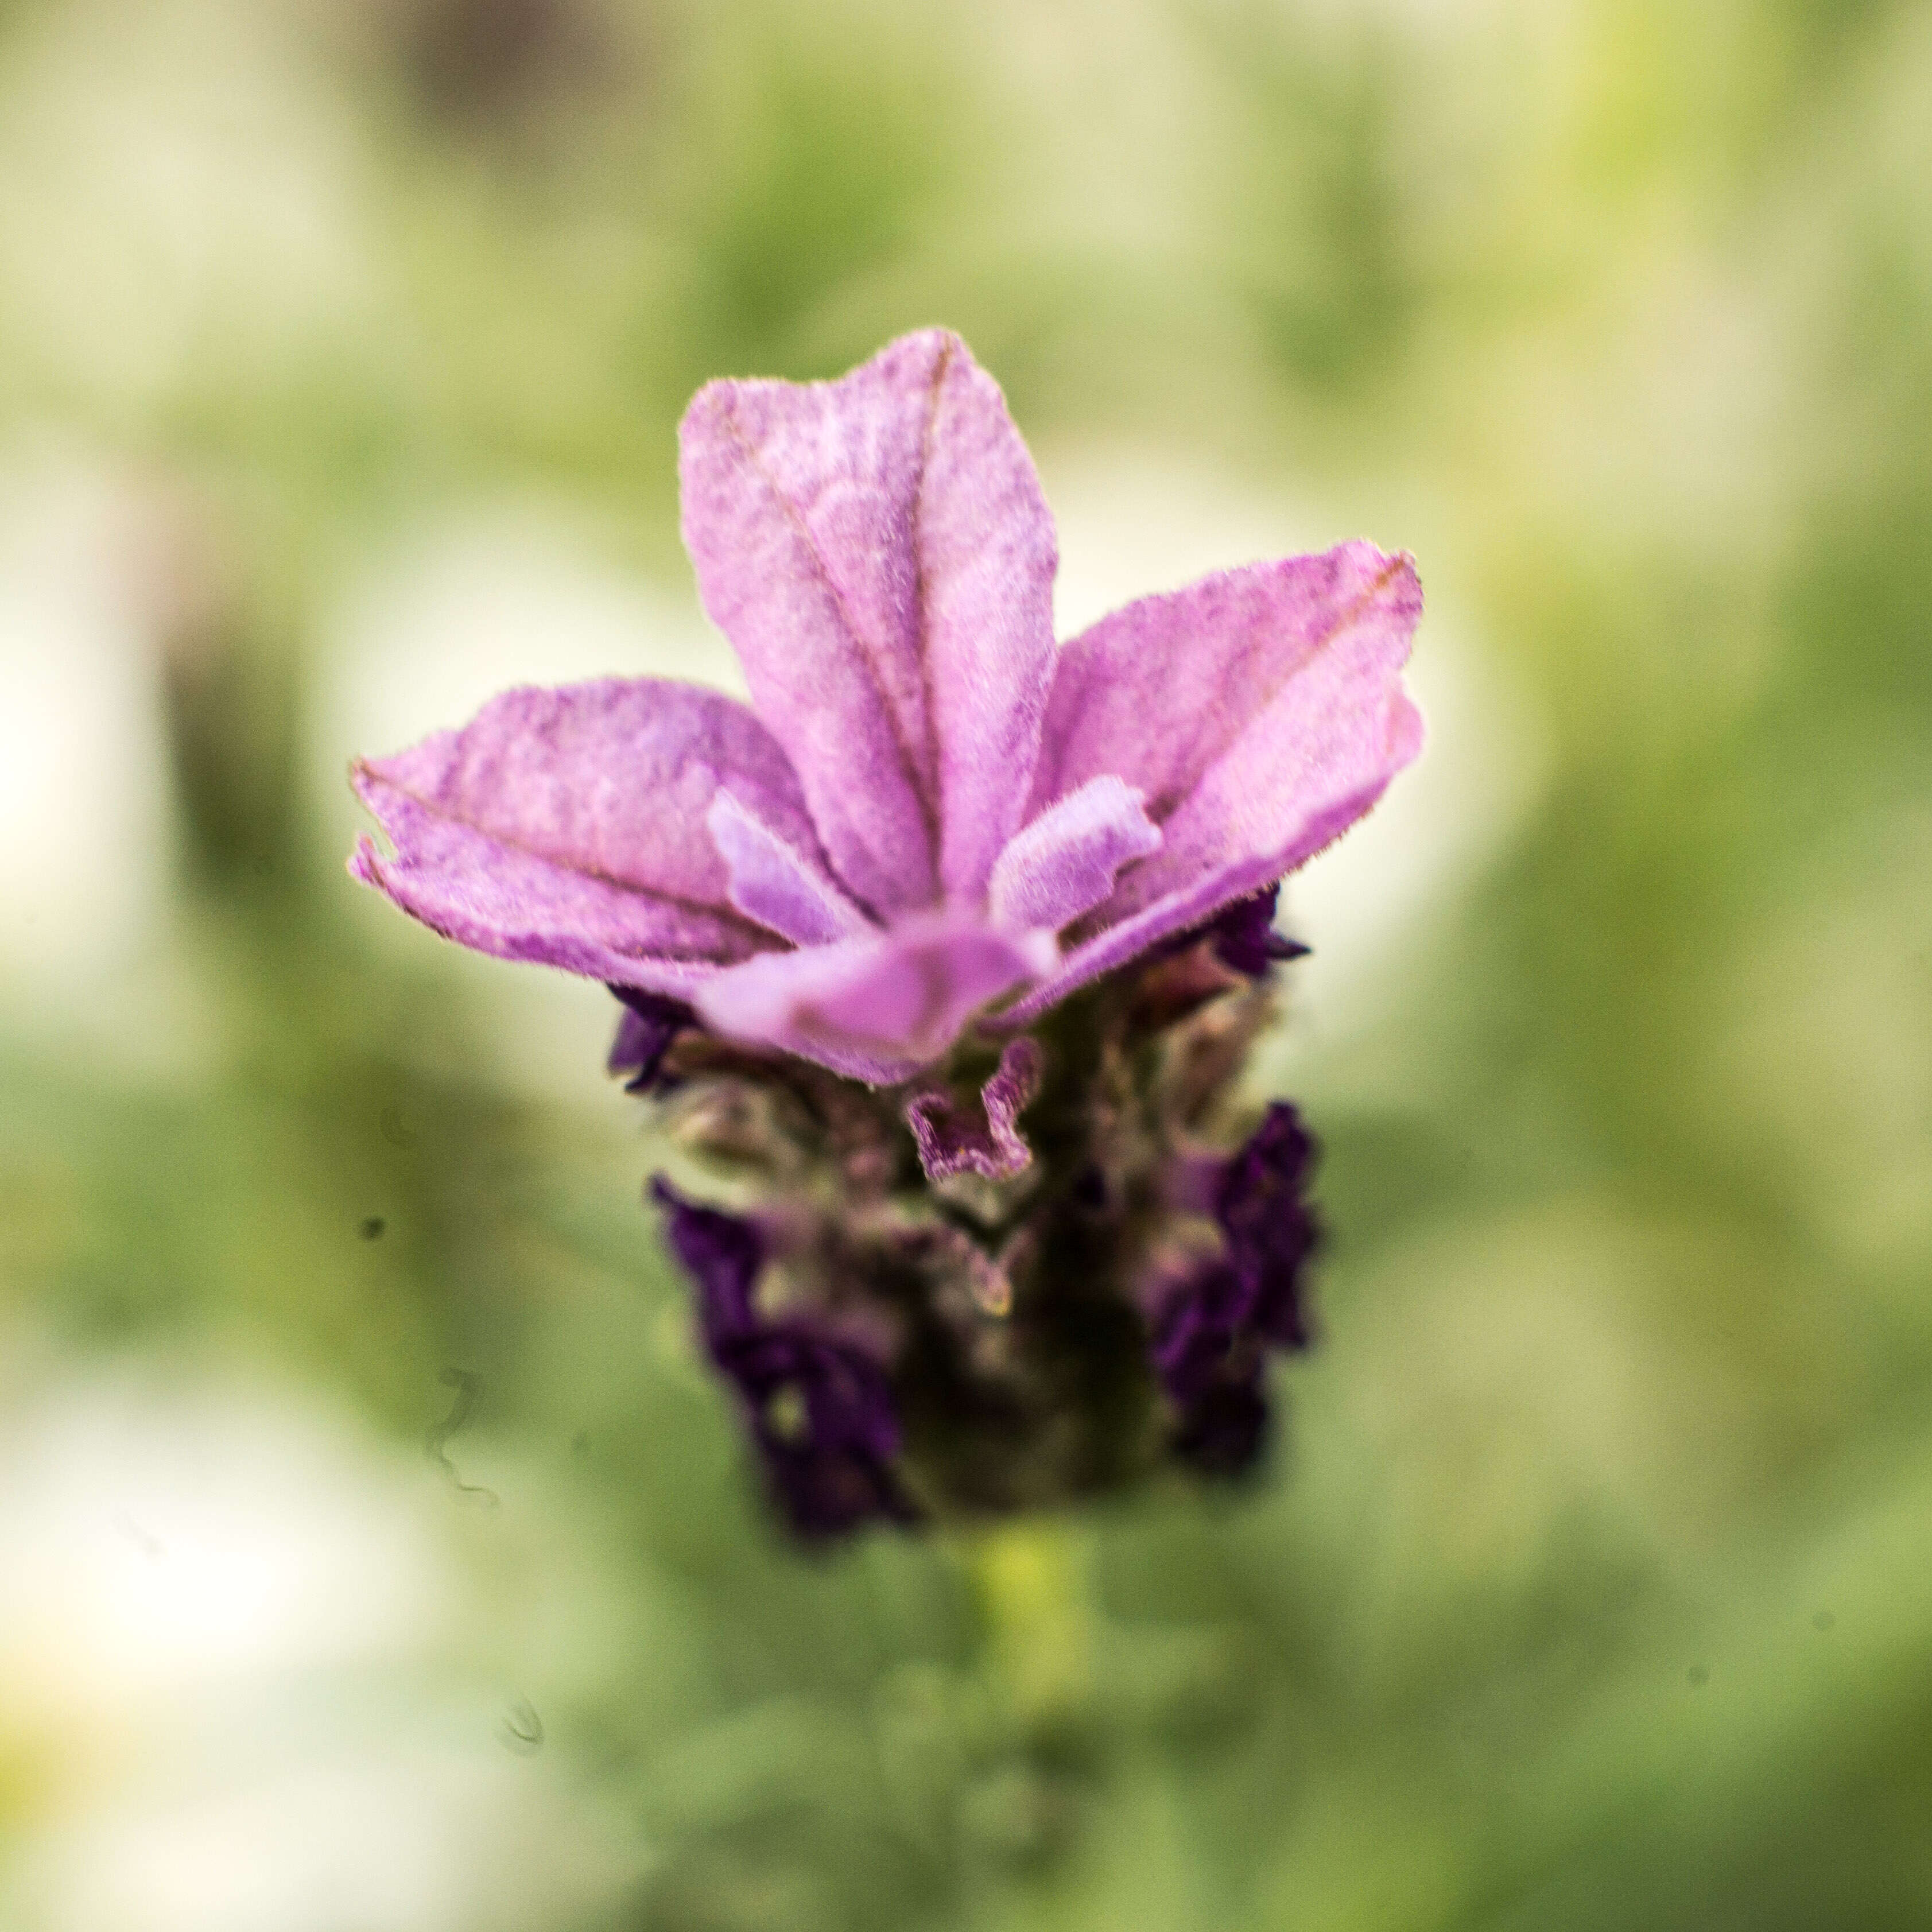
[987,774,1162,934]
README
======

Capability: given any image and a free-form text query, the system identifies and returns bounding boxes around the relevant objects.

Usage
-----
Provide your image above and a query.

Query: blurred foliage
[3,0,1932,1929]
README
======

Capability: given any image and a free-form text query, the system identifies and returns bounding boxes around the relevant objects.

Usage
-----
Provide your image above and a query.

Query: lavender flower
[351,329,1421,1533]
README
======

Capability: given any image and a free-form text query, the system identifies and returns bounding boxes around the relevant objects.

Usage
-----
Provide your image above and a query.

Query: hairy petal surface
[351,680,814,993]
[987,775,1162,936]
[707,789,871,947]
[1003,546,1422,1022]
[905,1037,1045,1182]
[680,328,1058,916]
[695,915,1057,1084]
[1029,543,1417,827]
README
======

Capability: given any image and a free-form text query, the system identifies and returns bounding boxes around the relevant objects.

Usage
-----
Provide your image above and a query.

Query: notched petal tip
[904,1036,1045,1182]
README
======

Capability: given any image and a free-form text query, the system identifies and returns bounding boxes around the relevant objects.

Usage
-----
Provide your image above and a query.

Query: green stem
[960,1516,1098,1722]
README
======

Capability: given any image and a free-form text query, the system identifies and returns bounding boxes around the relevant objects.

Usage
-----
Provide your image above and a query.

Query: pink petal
[904,1038,1045,1182]
[1030,542,1419,833]
[350,679,814,993]
[1004,708,1419,1025]
[695,915,1058,1085]
[679,329,1058,918]
[706,789,871,948]
[1002,546,1422,1023]
[987,774,1162,935]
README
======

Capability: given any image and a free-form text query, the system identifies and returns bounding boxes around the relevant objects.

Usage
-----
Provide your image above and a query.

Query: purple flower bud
[1215,1101,1319,1351]
[650,1178,914,1537]
[1150,1260,1256,1408]
[1150,1102,1320,1477]
[1146,884,1310,981]
[712,1326,917,1537]
[607,988,693,1093]
[649,1176,761,1340]
[1203,885,1312,978]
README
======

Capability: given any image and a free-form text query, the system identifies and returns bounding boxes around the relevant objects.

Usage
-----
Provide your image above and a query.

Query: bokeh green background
[3,1,1930,1927]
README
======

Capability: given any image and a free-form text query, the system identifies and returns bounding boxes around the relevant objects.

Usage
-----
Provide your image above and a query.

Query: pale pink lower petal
[695,916,1058,1084]
[905,1038,1045,1182]
[707,789,872,948]
[351,679,812,987]
[987,774,1162,936]
[680,329,1057,915]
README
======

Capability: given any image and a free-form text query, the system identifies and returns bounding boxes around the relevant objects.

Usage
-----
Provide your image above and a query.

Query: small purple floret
[1153,1101,1319,1475]
[1151,1261,1256,1409]
[1215,1100,1319,1349]
[711,1326,916,1537]
[1205,885,1312,978]
[651,1178,914,1536]
[608,988,694,1093]
[651,1176,762,1339]
[1144,883,1309,979]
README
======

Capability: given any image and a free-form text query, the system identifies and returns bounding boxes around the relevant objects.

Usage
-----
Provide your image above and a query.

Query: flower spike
[351,329,1421,1530]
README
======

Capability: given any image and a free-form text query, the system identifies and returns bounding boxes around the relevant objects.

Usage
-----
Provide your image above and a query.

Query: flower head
[349,330,1422,1536]
[350,329,1420,1089]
